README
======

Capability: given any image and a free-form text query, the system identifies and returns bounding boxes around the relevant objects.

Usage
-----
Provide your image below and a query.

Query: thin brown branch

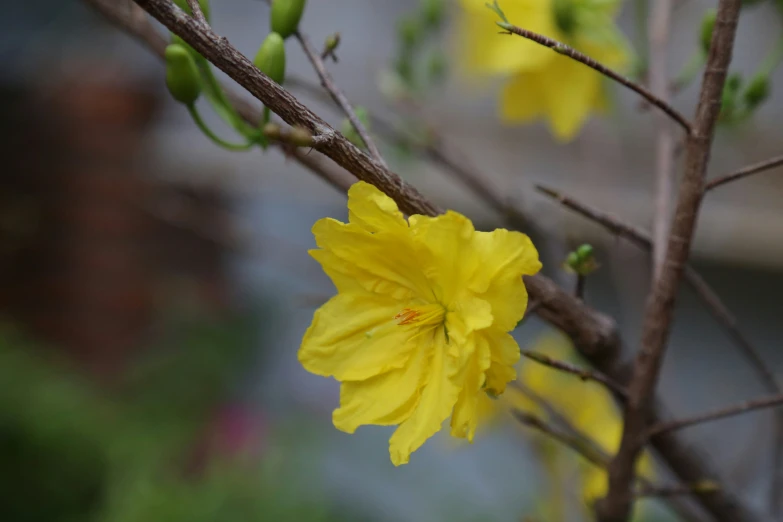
[704,153,783,192]
[511,406,705,522]
[520,350,628,399]
[185,0,206,24]
[496,22,692,133]
[512,409,610,468]
[294,31,387,169]
[287,76,532,228]
[636,481,720,498]
[646,394,783,438]
[537,183,783,521]
[601,2,744,521]
[648,0,676,282]
[535,184,780,396]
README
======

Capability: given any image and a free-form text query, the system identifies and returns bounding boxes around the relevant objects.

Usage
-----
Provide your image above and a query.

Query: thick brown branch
[520,350,628,399]
[294,31,388,169]
[705,153,783,192]
[646,394,783,438]
[496,22,692,133]
[601,2,744,521]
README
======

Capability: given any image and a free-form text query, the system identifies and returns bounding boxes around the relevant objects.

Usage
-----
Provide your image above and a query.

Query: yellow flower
[299,181,541,465]
[481,333,655,516]
[457,0,630,141]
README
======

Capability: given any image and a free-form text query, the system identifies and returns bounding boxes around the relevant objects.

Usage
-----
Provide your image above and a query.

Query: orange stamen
[394,308,421,325]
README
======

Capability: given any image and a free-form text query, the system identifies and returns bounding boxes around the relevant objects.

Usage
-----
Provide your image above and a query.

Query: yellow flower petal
[312,218,428,301]
[333,344,428,433]
[471,229,541,291]
[299,293,415,381]
[456,0,559,75]
[450,332,491,441]
[470,229,541,331]
[540,55,603,141]
[482,328,521,395]
[500,72,546,123]
[347,181,407,233]
[409,211,478,305]
[389,328,461,465]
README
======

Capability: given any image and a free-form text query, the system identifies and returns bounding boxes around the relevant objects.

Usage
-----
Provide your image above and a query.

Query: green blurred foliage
[0,307,351,522]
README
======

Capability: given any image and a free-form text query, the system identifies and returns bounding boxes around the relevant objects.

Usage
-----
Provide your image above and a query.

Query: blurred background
[1,0,782,521]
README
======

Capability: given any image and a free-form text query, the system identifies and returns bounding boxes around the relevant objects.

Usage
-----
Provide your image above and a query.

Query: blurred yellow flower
[457,0,630,141]
[299,182,541,465]
[480,333,654,515]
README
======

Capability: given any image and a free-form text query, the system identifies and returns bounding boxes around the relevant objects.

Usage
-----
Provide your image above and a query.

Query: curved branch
[496,22,692,133]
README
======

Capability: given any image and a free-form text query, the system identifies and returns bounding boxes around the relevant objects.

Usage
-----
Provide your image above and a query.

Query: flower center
[394,303,446,329]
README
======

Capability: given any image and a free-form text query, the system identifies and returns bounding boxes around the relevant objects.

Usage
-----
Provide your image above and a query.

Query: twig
[704,153,783,192]
[600,2,744,521]
[535,184,779,397]
[511,408,706,521]
[294,31,387,169]
[520,350,628,399]
[512,410,610,468]
[646,394,783,438]
[495,22,692,133]
[636,481,720,498]
[575,274,586,301]
[648,0,676,282]
[185,0,206,24]
[288,76,532,228]
[536,183,783,519]
[533,191,765,522]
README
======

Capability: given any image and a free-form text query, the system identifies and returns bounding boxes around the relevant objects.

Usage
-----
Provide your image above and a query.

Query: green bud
[172,0,210,21]
[743,74,770,109]
[270,0,308,39]
[726,73,743,93]
[397,16,422,49]
[254,32,287,85]
[165,43,202,105]
[700,9,716,55]
[576,244,594,261]
[421,0,445,28]
[720,75,743,122]
[324,33,340,54]
[566,252,580,271]
[427,51,447,84]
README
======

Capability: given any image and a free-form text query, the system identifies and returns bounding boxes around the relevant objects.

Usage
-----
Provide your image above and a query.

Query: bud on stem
[165,44,202,105]
[270,0,308,39]
[254,32,287,85]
